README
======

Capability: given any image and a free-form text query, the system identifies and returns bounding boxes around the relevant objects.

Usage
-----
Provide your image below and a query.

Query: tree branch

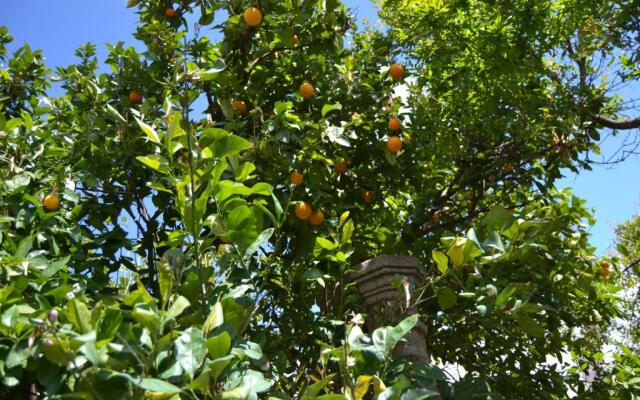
[590,113,640,130]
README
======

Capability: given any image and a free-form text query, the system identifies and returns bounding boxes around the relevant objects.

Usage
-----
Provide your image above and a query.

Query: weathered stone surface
[348,255,429,363]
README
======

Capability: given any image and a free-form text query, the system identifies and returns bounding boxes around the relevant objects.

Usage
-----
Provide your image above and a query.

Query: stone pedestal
[347,256,429,362]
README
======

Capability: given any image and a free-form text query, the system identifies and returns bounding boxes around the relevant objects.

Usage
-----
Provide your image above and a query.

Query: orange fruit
[389,63,405,80]
[43,193,60,211]
[165,7,176,17]
[388,117,401,132]
[309,210,325,225]
[243,7,262,27]
[599,261,610,278]
[334,161,348,174]
[362,190,373,204]
[219,235,230,244]
[291,34,299,46]
[231,100,247,114]
[387,136,402,153]
[299,82,315,99]
[295,202,313,220]
[290,171,304,186]
[129,91,143,104]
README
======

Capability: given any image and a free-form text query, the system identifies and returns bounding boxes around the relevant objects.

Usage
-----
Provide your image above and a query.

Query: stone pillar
[347,256,429,362]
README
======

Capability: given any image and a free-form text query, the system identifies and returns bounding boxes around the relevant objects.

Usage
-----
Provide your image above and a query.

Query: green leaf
[6,343,29,369]
[301,374,336,400]
[516,316,545,338]
[225,204,261,251]
[165,296,190,322]
[203,302,224,336]
[200,59,227,80]
[42,337,72,364]
[158,260,174,307]
[15,235,33,258]
[3,174,31,193]
[617,243,630,257]
[339,211,350,227]
[66,298,92,334]
[97,309,123,345]
[209,355,235,382]
[166,111,187,155]
[135,116,161,145]
[132,378,182,394]
[321,103,342,117]
[314,237,336,256]
[341,219,354,245]
[495,283,518,307]
[201,128,251,158]
[437,288,457,310]
[371,314,419,356]
[207,331,232,359]
[432,250,448,274]
[136,155,168,173]
[175,327,206,380]
[482,206,515,232]
[221,297,250,335]
[482,231,505,254]
[401,389,440,400]
[132,304,161,335]
[106,104,125,122]
[244,228,274,259]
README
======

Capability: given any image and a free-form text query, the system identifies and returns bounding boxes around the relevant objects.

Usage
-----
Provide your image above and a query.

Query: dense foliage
[1,0,639,398]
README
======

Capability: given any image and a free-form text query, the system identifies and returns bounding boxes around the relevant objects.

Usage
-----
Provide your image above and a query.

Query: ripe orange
[334,161,348,174]
[43,193,60,211]
[599,261,610,278]
[290,171,304,186]
[231,100,247,114]
[129,91,143,104]
[295,202,313,220]
[309,210,325,225]
[389,63,405,80]
[299,82,315,99]
[291,34,299,46]
[165,7,176,17]
[362,190,373,204]
[243,7,263,27]
[388,117,401,132]
[387,136,402,153]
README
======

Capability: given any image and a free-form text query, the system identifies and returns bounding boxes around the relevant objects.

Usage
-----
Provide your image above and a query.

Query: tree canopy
[1,0,639,399]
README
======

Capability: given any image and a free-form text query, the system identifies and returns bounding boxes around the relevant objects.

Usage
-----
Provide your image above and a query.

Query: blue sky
[2,0,638,254]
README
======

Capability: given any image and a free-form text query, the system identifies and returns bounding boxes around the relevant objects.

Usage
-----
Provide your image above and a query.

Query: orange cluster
[295,202,324,226]
[289,63,408,224]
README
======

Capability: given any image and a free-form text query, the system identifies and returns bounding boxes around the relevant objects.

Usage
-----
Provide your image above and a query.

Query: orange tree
[0,0,638,398]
